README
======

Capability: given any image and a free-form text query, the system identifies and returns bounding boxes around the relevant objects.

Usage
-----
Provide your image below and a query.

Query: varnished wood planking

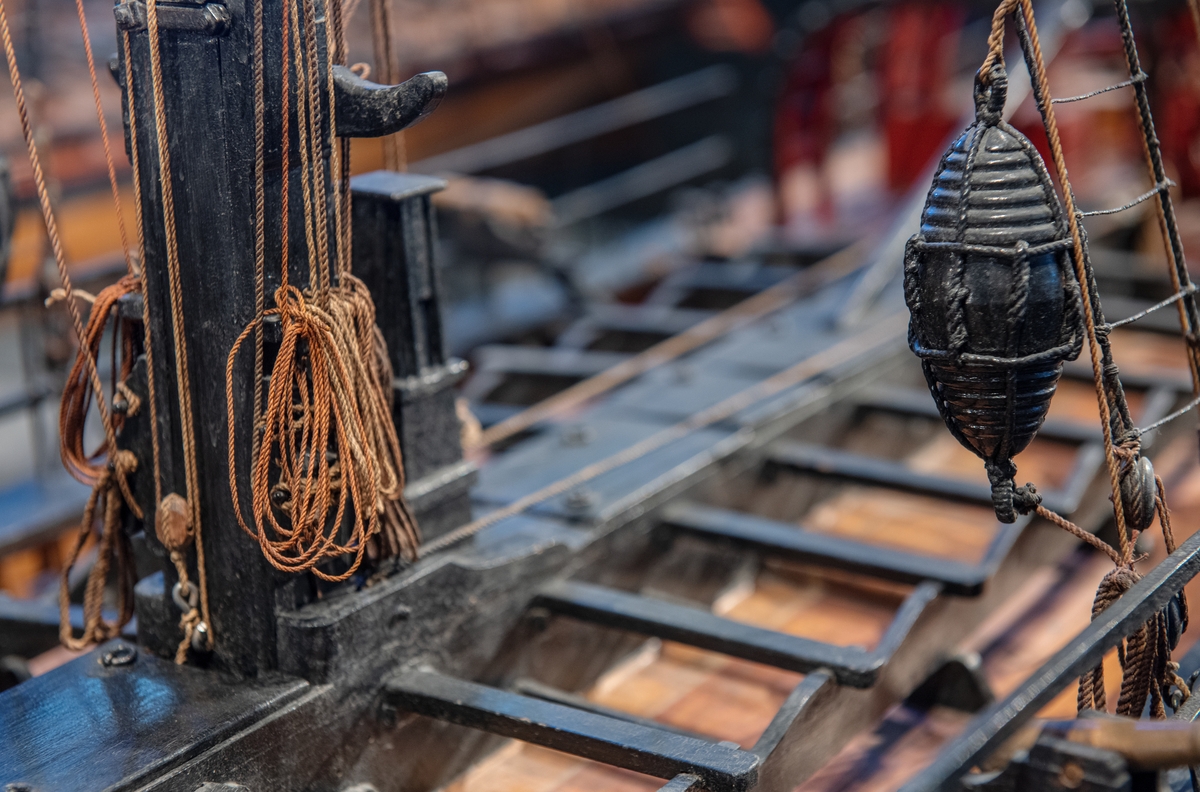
[440,338,1174,791]
[798,705,974,792]
[442,743,587,792]
[1107,328,1192,376]
[445,548,900,790]
[907,434,1078,491]
[795,428,1200,791]
[804,488,996,563]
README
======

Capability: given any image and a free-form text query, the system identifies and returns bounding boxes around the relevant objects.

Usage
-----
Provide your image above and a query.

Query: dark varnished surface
[385,669,760,792]
[0,641,308,791]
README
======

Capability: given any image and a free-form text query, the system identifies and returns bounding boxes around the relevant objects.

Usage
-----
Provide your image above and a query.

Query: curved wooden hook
[333,66,448,139]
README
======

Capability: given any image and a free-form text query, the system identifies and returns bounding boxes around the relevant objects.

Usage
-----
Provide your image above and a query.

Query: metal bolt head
[100,643,137,668]
[559,425,593,447]
[564,488,598,513]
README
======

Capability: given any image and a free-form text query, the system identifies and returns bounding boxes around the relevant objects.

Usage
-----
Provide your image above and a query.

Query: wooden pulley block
[903,67,1083,523]
[1119,454,1157,533]
[156,492,193,551]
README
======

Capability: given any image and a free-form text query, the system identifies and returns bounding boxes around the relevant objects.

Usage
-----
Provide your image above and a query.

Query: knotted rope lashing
[226,0,418,580]
[983,0,1190,715]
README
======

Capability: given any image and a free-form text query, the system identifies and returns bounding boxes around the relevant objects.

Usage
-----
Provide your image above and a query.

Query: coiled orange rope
[226,0,418,581]
[0,0,150,649]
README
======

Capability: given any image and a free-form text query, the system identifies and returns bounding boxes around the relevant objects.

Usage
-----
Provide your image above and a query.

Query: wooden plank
[440,327,1173,792]
[795,431,1200,791]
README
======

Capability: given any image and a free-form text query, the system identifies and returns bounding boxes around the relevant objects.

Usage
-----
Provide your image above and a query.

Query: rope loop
[973,65,1008,125]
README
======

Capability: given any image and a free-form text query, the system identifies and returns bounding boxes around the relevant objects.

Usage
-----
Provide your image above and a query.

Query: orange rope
[59,275,140,485]
[145,0,212,652]
[1,0,148,649]
[226,0,419,580]
[1003,0,1132,560]
[992,0,1188,715]
[369,0,406,171]
[72,0,135,277]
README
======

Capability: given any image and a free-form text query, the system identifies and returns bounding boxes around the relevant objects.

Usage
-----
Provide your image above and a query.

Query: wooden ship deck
[3,0,1200,791]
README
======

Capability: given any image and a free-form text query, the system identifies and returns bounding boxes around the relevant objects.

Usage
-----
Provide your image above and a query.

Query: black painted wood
[661,502,990,595]
[350,171,475,536]
[384,669,760,792]
[0,640,308,791]
[119,0,446,675]
[903,525,1200,792]
[533,580,881,686]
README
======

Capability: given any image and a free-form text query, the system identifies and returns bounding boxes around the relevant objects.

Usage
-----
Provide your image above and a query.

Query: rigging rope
[144,0,213,655]
[981,0,1190,717]
[73,0,135,278]
[227,0,419,580]
[369,0,406,171]
[0,0,149,649]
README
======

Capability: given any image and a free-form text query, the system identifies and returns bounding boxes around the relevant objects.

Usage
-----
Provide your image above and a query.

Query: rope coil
[226,0,419,581]
[0,0,153,651]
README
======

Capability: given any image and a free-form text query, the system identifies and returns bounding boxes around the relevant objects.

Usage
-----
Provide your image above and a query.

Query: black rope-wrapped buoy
[904,68,1082,523]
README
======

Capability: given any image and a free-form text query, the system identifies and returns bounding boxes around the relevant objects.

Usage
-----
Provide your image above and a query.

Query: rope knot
[1094,565,1141,616]
[985,459,1019,523]
[274,284,307,318]
[1013,482,1042,515]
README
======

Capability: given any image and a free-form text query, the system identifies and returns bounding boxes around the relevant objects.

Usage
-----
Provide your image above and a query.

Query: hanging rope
[980,0,1189,716]
[59,275,140,485]
[73,0,135,277]
[369,0,406,171]
[143,0,213,655]
[118,25,194,664]
[226,0,418,580]
[0,0,150,649]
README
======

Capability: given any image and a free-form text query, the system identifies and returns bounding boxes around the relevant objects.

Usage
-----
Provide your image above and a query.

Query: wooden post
[116,0,446,675]
[351,171,475,540]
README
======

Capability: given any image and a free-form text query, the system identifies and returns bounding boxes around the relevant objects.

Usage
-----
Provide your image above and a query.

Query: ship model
[3,0,1200,790]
